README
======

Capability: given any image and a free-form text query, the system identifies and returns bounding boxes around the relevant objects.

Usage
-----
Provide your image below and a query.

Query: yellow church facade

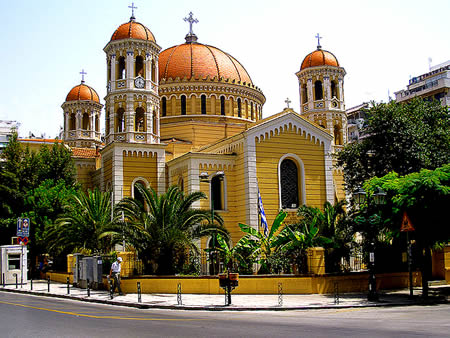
[57,12,348,249]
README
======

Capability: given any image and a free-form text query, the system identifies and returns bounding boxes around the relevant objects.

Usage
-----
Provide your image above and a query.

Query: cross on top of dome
[315,33,322,49]
[184,12,199,43]
[128,2,137,21]
[80,69,87,83]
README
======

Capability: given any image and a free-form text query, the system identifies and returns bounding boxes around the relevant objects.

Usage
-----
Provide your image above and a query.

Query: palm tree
[45,188,118,255]
[296,200,354,272]
[116,183,223,275]
[238,210,288,274]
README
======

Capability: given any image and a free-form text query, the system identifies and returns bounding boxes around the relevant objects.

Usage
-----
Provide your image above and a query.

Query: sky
[0,0,449,138]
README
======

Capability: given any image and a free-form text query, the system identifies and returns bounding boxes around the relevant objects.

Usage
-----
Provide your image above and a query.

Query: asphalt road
[1,292,449,337]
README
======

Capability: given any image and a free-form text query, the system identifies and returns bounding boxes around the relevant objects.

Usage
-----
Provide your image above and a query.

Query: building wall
[255,127,327,226]
[122,150,159,198]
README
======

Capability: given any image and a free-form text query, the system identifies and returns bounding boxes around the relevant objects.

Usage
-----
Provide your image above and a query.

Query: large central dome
[159,42,253,84]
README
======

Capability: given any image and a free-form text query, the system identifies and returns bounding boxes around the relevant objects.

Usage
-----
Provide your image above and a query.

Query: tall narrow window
[135,56,144,77]
[211,175,223,210]
[314,80,323,100]
[151,59,156,82]
[302,84,308,103]
[237,98,242,117]
[334,125,342,145]
[162,97,167,117]
[201,95,207,114]
[331,81,338,98]
[220,96,225,115]
[69,113,76,130]
[82,113,90,130]
[105,112,110,134]
[117,108,125,132]
[135,108,145,132]
[280,159,299,209]
[181,95,186,115]
[251,102,254,120]
[95,115,99,132]
[118,57,126,79]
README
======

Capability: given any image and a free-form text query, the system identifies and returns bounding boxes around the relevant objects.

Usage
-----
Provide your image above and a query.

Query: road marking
[0,300,206,321]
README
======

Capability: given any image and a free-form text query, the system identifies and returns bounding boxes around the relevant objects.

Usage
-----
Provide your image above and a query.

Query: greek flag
[258,188,268,237]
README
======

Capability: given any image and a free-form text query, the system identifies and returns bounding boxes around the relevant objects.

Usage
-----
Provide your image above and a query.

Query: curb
[0,287,445,311]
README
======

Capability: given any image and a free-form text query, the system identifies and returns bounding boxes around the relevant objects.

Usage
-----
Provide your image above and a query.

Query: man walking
[109,257,124,295]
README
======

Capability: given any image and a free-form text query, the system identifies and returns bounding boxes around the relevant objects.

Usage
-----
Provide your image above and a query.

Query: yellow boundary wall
[45,272,422,295]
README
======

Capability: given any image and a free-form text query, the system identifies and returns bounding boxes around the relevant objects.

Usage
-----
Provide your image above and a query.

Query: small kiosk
[0,245,28,285]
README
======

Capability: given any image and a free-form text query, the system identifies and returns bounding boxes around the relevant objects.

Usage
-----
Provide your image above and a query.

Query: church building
[60,10,348,250]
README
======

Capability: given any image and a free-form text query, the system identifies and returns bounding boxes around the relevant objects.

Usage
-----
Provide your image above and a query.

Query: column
[145,53,152,90]
[126,50,134,88]
[110,54,116,90]
[307,79,313,111]
[154,56,159,92]
[323,76,331,109]
[338,78,344,104]
[64,112,69,140]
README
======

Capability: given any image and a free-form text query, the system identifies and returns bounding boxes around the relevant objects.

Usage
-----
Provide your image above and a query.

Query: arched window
[132,180,148,208]
[135,56,144,77]
[178,177,184,192]
[116,108,125,132]
[69,113,76,130]
[280,158,299,209]
[237,98,242,117]
[82,113,90,130]
[314,80,323,100]
[201,95,207,114]
[162,97,167,116]
[135,108,145,132]
[331,81,338,99]
[220,96,225,115]
[251,102,254,120]
[181,95,186,115]
[118,56,126,79]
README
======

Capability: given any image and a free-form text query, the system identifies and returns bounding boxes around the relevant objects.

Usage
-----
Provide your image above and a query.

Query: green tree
[337,99,450,193]
[45,189,117,255]
[238,210,287,274]
[366,164,450,296]
[116,183,221,275]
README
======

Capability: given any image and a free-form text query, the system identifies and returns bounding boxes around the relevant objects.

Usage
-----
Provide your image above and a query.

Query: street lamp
[354,186,386,302]
[199,171,224,275]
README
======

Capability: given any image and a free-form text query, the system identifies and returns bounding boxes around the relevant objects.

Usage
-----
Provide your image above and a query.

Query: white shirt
[111,261,121,273]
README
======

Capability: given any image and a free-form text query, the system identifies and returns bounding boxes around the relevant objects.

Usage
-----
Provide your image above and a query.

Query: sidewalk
[0,280,448,311]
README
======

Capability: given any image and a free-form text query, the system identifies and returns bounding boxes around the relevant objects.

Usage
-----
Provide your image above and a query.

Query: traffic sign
[16,217,30,237]
[18,236,29,245]
[400,211,415,232]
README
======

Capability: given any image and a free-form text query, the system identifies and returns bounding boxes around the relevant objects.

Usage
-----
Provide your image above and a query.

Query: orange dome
[300,48,339,70]
[159,43,252,84]
[66,83,100,103]
[110,19,155,42]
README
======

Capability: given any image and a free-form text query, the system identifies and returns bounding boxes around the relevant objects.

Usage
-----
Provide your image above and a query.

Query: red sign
[18,236,29,245]
[400,212,415,232]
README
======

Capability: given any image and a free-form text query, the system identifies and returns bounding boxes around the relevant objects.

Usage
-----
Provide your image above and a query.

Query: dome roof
[159,42,253,84]
[300,48,339,70]
[66,83,100,103]
[110,18,155,42]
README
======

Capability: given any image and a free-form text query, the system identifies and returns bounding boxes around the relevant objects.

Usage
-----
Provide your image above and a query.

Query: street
[0,292,449,337]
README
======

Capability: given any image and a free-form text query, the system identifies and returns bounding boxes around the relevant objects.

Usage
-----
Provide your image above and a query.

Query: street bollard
[177,283,182,305]
[109,278,114,299]
[67,277,70,295]
[137,282,142,303]
[30,278,33,291]
[15,274,18,289]
[87,279,90,297]
[334,281,340,305]
[47,276,50,292]
[278,282,283,307]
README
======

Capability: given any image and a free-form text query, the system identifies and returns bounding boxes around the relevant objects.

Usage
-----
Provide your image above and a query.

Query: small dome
[159,42,252,84]
[300,48,339,70]
[110,19,155,42]
[66,83,100,103]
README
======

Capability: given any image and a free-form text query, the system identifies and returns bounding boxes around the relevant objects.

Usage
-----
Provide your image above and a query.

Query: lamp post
[354,186,386,302]
[199,171,224,275]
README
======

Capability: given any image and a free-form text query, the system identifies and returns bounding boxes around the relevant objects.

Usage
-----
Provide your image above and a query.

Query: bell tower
[296,35,347,149]
[103,6,161,145]
[62,70,102,148]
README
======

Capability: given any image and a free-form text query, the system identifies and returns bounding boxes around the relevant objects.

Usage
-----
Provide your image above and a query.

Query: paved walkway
[0,280,448,311]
